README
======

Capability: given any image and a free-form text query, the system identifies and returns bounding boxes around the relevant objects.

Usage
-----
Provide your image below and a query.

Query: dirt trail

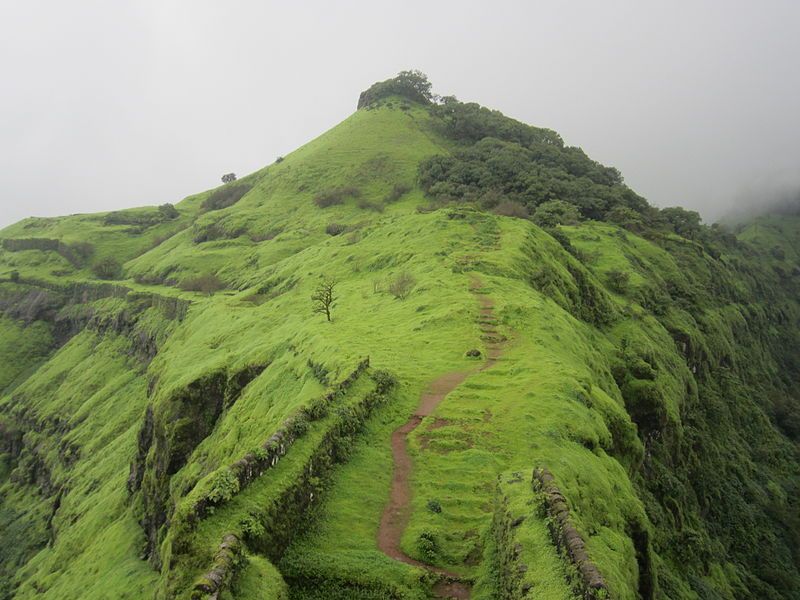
[377,279,505,599]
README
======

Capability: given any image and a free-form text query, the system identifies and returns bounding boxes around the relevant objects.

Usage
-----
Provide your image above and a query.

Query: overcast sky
[1,0,799,228]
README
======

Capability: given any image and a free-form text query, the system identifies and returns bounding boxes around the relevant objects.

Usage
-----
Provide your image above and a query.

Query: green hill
[1,72,798,600]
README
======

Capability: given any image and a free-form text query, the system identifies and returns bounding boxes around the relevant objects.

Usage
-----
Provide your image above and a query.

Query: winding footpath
[377,279,505,599]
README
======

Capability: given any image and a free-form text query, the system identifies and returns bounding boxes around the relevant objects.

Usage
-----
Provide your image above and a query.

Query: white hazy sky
[1,0,799,228]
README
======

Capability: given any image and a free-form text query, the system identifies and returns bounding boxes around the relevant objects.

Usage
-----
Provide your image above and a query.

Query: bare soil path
[377,279,505,599]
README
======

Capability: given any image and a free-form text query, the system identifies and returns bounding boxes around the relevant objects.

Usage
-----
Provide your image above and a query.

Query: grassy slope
[1,329,158,599]
[0,98,798,600]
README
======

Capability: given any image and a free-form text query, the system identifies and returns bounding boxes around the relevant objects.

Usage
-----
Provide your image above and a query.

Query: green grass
[0,97,798,600]
[1,331,157,599]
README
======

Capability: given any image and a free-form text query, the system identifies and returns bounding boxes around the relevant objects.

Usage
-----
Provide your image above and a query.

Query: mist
[1,0,799,228]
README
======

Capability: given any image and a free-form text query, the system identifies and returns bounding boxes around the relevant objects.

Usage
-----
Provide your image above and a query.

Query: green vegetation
[0,72,798,600]
[357,70,433,109]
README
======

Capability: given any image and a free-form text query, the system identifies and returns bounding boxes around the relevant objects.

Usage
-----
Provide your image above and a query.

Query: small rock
[465,348,482,358]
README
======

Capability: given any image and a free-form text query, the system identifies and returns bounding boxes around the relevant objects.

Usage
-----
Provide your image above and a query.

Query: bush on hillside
[192,221,246,243]
[659,206,703,239]
[418,135,642,222]
[325,223,347,236]
[203,184,252,211]
[431,95,565,147]
[158,203,179,219]
[92,257,122,280]
[357,70,433,109]
[206,467,240,503]
[240,514,266,541]
[426,499,442,513]
[533,200,581,227]
[370,369,398,393]
[416,530,439,562]
[416,94,669,227]
[606,205,645,232]
[388,272,416,299]
[314,186,361,208]
[179,272,225,294]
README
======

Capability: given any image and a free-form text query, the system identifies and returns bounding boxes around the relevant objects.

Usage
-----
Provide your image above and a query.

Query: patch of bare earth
[376,278,506,599]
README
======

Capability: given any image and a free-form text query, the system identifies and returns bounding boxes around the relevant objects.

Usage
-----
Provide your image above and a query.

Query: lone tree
[311,278,337,322]
[221,173,237,183]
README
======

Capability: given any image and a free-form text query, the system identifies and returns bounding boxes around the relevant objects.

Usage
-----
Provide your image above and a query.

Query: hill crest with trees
[0,72,798,600]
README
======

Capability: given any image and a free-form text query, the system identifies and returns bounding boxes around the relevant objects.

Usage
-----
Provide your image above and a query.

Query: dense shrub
[357,70,433,109]
[92,257,122,280]
[158,203,179,219]
[370,369,398,393]
[240,514,265,541]
[533,200,580,227]
[418,135,643,222]
[179,272,225,294]
[659,206,703,239]
[206,467,240,503]
[431,95,564,147]
[203,184,252,211]
[426,499,442,513]
[415,93,664,226]
[416,530,439,562]
[606,206,645,232]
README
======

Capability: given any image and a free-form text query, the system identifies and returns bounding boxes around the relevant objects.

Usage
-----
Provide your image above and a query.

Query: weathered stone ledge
[533,467,610,599]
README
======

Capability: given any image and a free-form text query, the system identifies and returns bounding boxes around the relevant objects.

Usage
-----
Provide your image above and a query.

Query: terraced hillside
[1,73,798,600]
